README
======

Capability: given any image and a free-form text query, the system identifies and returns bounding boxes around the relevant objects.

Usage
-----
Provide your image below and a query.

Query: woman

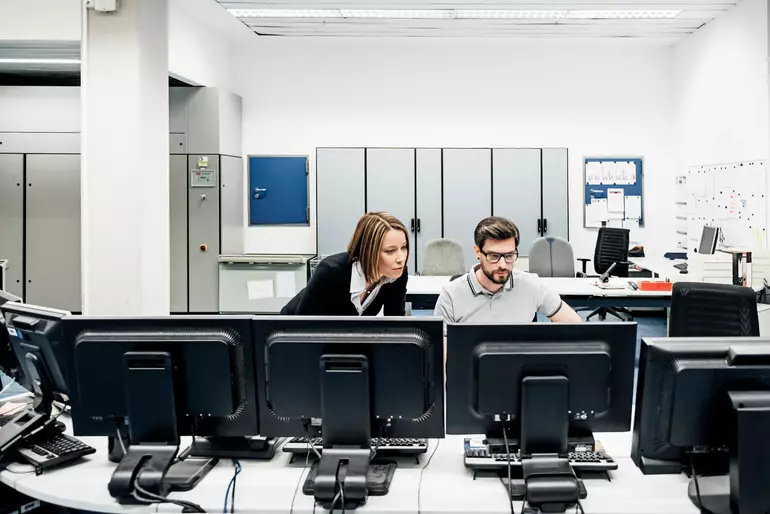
[281,212,409,316]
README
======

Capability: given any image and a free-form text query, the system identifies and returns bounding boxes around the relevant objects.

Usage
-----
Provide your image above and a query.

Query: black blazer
[280,252,408,316]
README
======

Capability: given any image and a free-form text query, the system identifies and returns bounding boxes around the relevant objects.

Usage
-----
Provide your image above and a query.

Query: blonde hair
[347,212,409,284]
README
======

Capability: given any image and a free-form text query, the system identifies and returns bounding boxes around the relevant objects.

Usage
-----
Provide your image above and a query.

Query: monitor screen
[698,225,719,254]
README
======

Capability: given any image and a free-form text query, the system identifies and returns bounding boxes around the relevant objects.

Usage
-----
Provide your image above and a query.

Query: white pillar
[81,0,170,315]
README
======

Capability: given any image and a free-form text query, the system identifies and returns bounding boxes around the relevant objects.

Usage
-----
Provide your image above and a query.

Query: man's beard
[484,267,511,284]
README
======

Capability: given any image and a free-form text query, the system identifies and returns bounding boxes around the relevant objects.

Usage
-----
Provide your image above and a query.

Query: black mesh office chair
[669,282,759,337]
[578,227,632,322]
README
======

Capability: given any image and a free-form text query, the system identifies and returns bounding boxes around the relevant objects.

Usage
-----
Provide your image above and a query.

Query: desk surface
[0,418,697,514]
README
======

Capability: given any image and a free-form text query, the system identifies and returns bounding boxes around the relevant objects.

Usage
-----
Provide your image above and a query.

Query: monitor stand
[688,391,770,514]
[190,436,278,459]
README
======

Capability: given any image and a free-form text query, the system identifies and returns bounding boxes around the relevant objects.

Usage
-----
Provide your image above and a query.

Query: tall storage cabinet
[316,147,569,274]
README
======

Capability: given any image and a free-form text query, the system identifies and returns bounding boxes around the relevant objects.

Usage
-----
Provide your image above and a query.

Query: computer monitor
[446,322,637,508]
[697,225,720,254]
[61,315,263,503]
[0,291,22,381]
[631,337,770,514]
[253,316,445,509]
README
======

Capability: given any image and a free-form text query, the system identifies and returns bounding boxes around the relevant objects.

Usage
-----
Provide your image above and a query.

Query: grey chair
[528,237,576,277]
[421,238,466,276]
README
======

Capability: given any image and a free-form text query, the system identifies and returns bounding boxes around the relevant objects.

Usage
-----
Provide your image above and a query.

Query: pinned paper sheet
[625,195,642,220]
[586,162,603,185]
[247,280,274,300]
[607,188,625,213]
[601,162,616,184]
[624,219,640,230]
[586,199,609,228]
[275,272,297,298]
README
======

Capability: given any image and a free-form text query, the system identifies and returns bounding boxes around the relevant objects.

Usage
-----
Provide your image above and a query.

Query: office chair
[669,282,759,337]
[579,227,633,322]
[529,237,576,277]
[421,238,466,276]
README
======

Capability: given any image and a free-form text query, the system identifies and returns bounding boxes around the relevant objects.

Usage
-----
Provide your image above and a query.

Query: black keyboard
[18,433,96,470]
[284,437,428,456]
[674,262,688,271]
[464,447,617,472]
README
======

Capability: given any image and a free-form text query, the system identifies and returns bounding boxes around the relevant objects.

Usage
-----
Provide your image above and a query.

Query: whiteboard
[686,160,767,251]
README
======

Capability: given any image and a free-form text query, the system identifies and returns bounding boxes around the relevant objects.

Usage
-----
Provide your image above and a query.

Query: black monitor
[253,316,445,509]
[632,337,770,514]
[697,225,720,254]
[446,322,637,508]
[61,315,265,503]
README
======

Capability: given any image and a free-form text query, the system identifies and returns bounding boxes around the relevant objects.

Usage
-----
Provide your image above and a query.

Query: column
[81,0,170,315]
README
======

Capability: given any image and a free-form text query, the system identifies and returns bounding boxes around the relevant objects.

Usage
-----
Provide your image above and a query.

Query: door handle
[537,219,542,234]
[410,218,415,233]
[416,219,421,232]
[254,187,267,199]
[543,219,548,233]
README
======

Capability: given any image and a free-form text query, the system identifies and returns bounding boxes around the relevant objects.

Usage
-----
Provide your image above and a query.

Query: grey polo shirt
[433,265,564,327]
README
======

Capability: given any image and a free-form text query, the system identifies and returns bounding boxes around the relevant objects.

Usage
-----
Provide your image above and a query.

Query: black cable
[329,491,341,513]
[576,498,586,514]
[289,439,311,514]
[370,423,385,462]
[133,479,206,513]
[302,420,322,460]
[689,454,711,514]
[502,426,515,514]
[230,459,241,513]
[417,439,441,514]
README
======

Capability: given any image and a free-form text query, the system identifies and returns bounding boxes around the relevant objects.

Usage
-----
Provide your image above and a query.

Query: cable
[133,479,206,513]
[115,426,127,455]
[289,440,311,514]
[370,423,386,462]
[302,420,322,460]
[329,491,341,513]
[417,439,441,514]
[230,459,241,513]
[502,427,515,514]
[689,453,711,514]
[576,498,586,514]
[336,464,346,514]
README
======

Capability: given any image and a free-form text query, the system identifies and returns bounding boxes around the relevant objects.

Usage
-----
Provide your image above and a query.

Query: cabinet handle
[416,219,421,232]
[410,218,415,232]
[543,219,548,233]
[537,219,542,234]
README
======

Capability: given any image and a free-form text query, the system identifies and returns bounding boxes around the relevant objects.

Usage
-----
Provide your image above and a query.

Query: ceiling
[216,0,741,40]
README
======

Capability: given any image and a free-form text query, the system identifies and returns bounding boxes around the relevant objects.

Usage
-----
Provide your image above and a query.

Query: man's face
[474,238,517,285]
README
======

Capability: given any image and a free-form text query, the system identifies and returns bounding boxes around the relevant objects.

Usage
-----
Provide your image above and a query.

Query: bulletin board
[685,160,767,251]
[583,157,644,229]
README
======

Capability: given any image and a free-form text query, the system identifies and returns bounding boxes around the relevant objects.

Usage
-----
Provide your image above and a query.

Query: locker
[0,155,24,299]
[542,148,569,242]
[170,154,188,313]
[316,148,365,256]
[416,149,443,274]
[493,149,542,256]
[25,154,81,312]
[365,149,416,272]
[221,155,245,255]
[442,149,492,269]
[188,155,220,313]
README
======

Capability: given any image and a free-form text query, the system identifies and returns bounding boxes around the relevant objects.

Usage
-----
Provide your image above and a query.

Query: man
[434,216,582,327]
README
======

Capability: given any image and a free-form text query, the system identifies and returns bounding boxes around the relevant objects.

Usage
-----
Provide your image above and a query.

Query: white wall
[234,39,677,258]
[0,0,81,40]
[674,0,769,167]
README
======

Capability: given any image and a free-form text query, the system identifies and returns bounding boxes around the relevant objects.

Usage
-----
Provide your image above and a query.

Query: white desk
[0,419,697,514]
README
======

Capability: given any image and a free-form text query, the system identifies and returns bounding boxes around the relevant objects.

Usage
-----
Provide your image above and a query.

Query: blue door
[249,156,309,225]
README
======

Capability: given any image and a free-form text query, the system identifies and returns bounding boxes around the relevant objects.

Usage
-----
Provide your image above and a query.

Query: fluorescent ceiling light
[228,8,683,20]
[228,9,342,18]
[0,58,80,64]
[566,10,682,19]
[340,9,452,19]
[457,10,567,19]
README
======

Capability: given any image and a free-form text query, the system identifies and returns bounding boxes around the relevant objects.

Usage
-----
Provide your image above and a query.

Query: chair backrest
[528,237,575,278]
[669,282,759,337]
[421,238,466,276]
[594,227,630,277]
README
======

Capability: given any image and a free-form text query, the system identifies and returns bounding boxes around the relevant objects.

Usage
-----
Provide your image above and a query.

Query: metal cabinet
[0,154,24,298]
[170,154,188,313]
[416,149,443,272]
[188,155,220,313]
[316,148,365,256]
[443,149,492,269]
[542,148,569,243]
[25,154,81,312]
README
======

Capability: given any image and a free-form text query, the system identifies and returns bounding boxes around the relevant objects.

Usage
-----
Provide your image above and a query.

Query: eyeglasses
[480,249,518,264]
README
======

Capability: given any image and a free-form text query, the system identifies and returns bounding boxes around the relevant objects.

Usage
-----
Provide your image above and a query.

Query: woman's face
[378,229,408,281]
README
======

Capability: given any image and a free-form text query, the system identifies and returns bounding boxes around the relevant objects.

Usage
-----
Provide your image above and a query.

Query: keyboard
[673,262,688,272]
[18,433,96,470]
[464,447,617,472]
[284,437,428,456]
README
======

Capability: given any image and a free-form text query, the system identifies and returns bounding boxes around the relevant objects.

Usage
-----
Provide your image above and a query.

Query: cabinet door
[492,149,542,256]
[416,149,442,274]
[316,148,365,256]
[188,155,220,313]
[366,149,416,272]
[0,154,24,298]
[26,154,82,312]
[170,155,188,313]
[542,148,569,241]
[442,149,491,268]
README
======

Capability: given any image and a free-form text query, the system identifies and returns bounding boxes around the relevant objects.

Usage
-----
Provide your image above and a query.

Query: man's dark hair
[474,216,520,249]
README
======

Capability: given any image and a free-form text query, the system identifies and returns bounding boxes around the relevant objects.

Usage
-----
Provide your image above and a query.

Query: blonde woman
[280,212,410,316]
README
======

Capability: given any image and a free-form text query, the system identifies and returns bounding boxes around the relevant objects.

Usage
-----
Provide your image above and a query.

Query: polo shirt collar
[467,264,515,296]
